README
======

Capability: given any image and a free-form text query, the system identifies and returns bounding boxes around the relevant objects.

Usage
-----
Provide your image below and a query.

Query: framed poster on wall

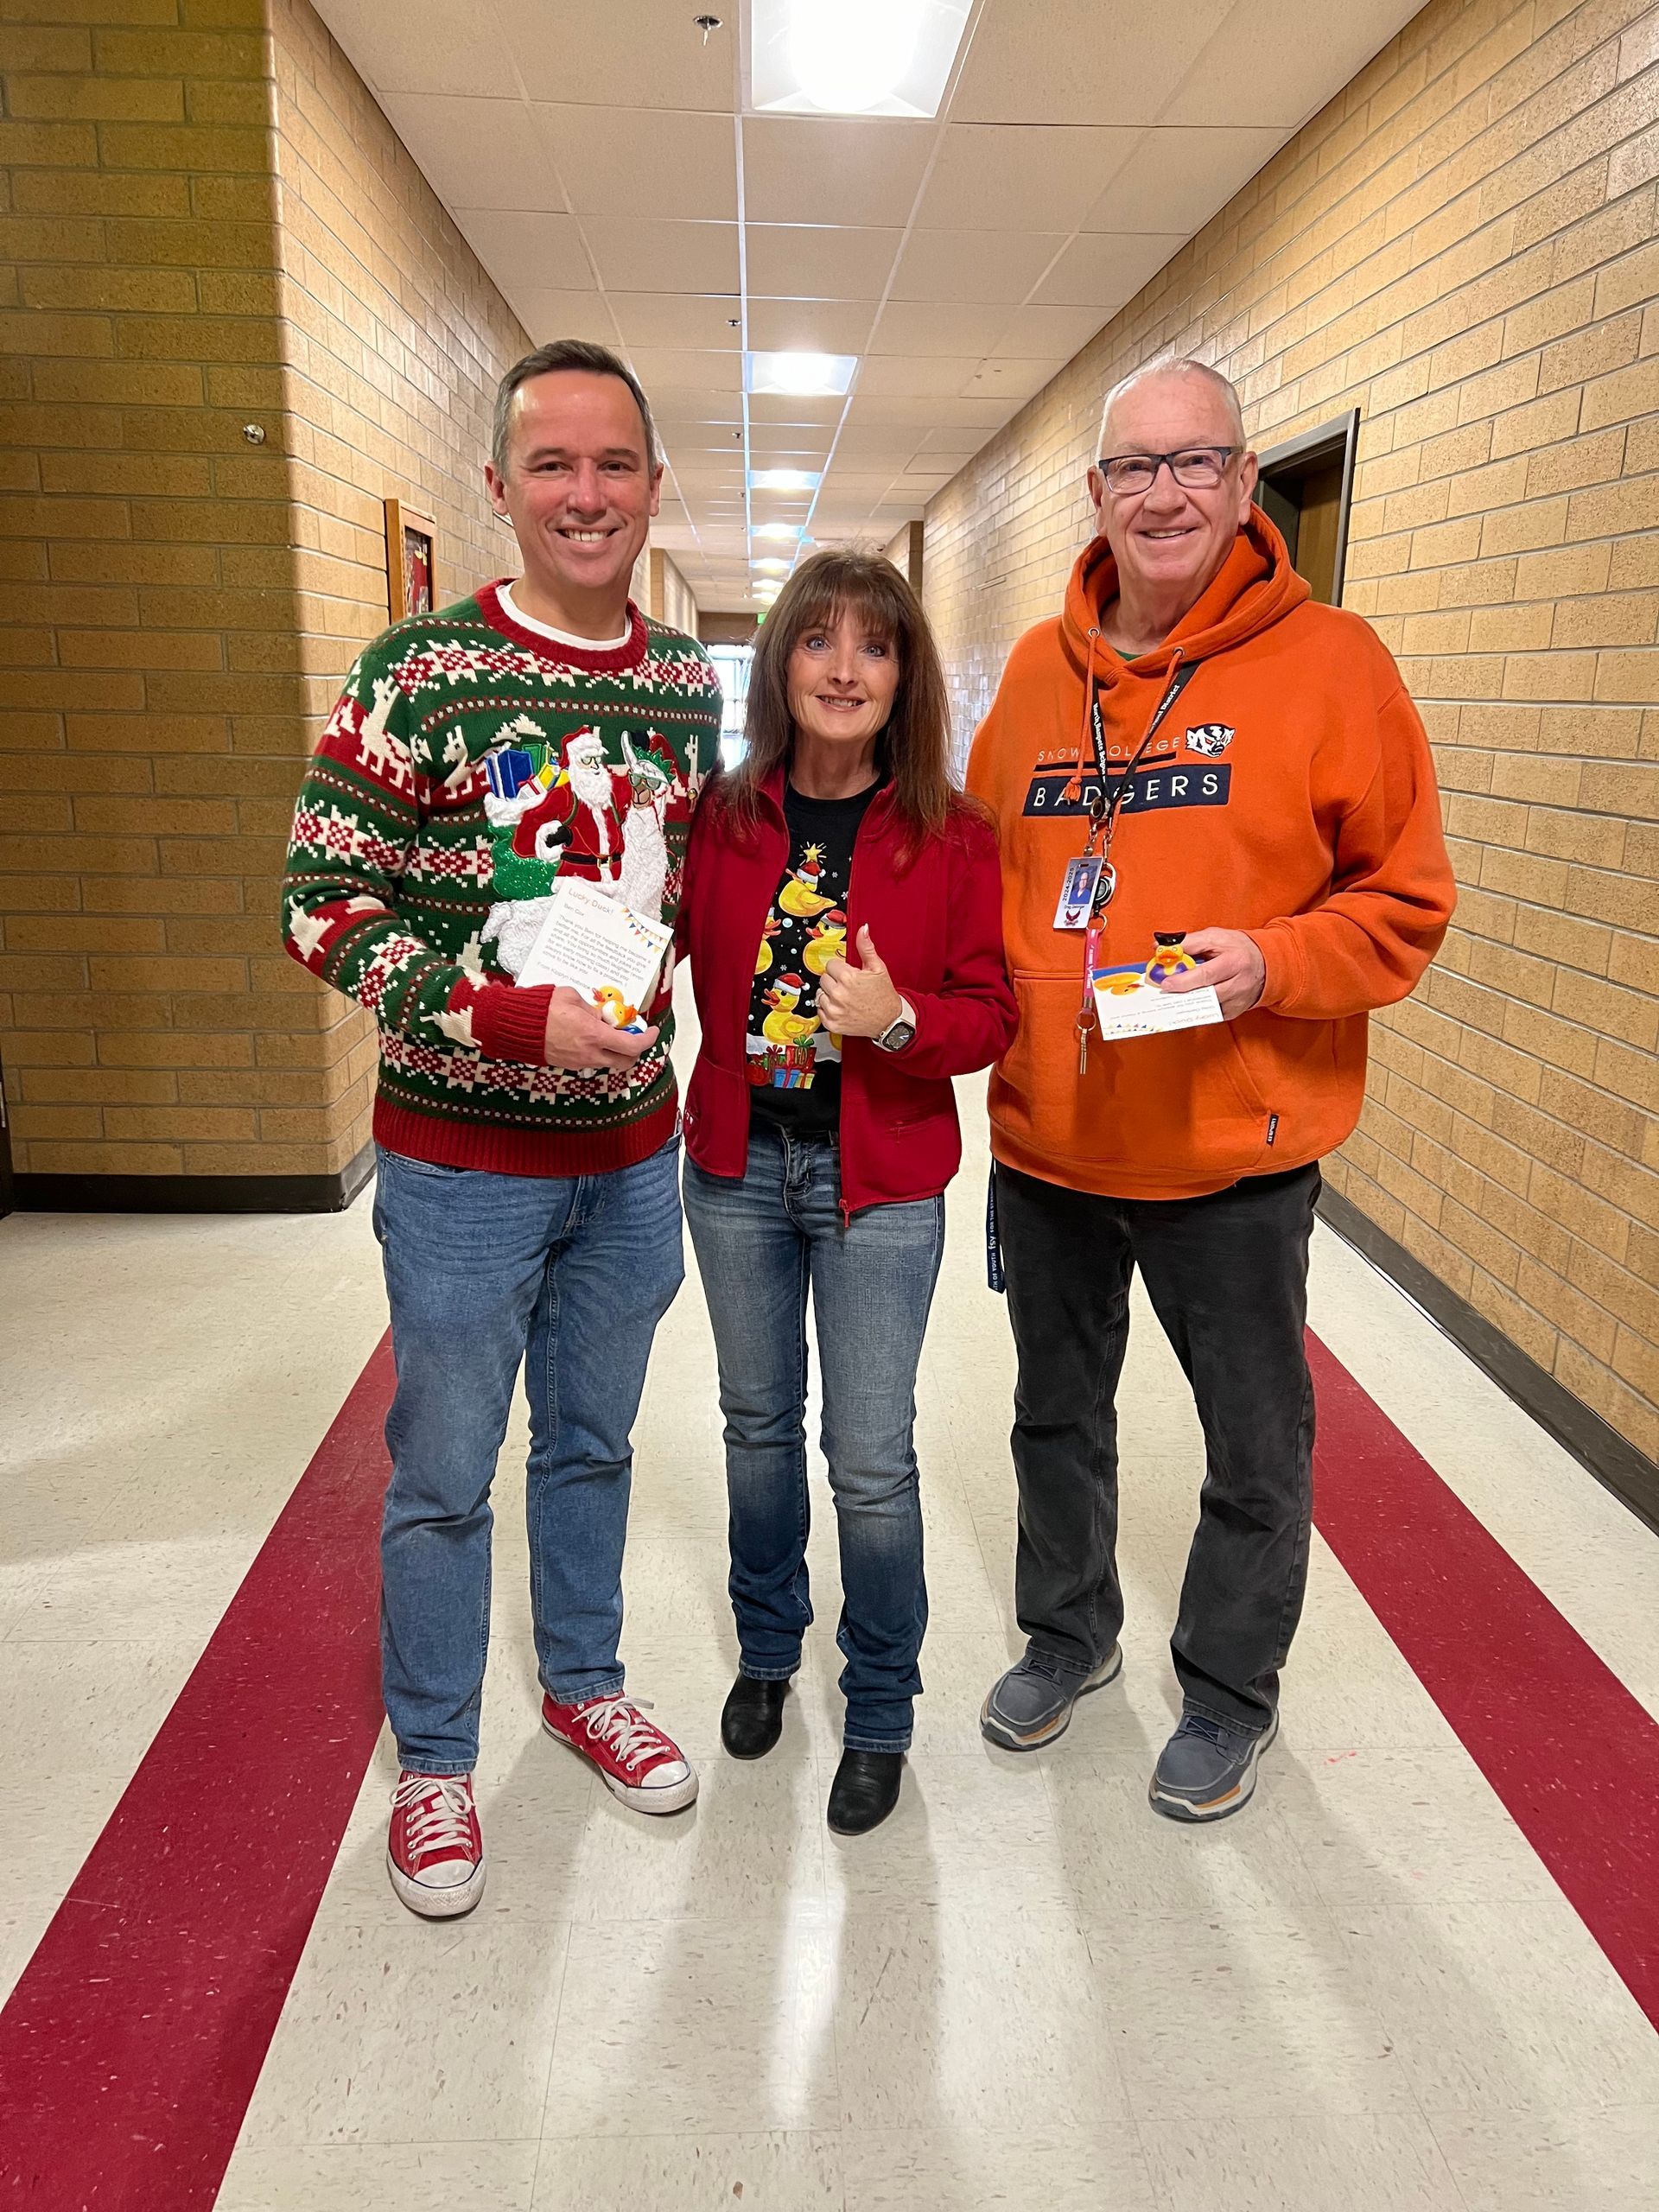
[385,499,436,621]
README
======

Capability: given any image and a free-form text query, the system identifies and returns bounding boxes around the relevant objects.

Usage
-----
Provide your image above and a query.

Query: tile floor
[3,1064,1657,2210]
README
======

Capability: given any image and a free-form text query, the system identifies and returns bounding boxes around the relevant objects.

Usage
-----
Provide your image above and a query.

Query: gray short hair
[492,339,660,475]
[1097,356,1246,453]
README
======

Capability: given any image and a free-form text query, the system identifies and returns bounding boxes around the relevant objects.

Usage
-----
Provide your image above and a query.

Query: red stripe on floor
[0,1333,395,2212]
[1308,1330,1659,2031]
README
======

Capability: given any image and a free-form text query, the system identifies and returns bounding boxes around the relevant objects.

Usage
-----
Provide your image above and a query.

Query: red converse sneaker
[387,1771,486,1918]
[542,1692,699,1815]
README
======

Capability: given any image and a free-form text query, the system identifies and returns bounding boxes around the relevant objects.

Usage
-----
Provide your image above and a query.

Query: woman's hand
[817,925,905,1039]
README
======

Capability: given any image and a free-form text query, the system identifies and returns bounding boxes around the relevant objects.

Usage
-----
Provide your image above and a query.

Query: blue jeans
[683,1124,944,1752]
[372,1138,684,1775]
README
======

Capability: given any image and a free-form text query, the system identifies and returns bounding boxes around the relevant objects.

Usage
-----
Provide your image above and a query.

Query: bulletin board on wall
[385,499,436,622]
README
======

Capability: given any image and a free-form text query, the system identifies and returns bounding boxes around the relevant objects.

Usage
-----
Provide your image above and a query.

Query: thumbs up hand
[817,925,905,1038]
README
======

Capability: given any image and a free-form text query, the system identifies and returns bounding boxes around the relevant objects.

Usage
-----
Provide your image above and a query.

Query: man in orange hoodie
[968,358,1454,1821]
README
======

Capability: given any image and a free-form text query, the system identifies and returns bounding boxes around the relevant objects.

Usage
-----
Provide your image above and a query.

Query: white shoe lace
[392,1772,476,1866]
[578,1696,675,1774]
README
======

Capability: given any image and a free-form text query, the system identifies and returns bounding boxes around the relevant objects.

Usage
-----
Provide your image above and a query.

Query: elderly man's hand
[1159,927,1266,1020]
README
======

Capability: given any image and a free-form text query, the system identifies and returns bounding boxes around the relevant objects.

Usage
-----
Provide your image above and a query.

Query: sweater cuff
[471,979,554,1065]
[1248,922,1303,1015]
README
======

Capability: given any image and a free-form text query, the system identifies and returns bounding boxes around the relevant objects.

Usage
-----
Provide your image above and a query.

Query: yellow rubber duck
[778,844,836,920]
[591,983,643,1029]
[802,908,847,976]
[761,973,820,1050]
[754,913,783,976]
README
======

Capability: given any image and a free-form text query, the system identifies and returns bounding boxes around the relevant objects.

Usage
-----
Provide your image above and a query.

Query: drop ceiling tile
[494,0,735,110]
[749,430,835,461]
[1163,0,1422,128]
[844,393,1009,430]
[889,229,1065,307]
[962,357,1068,403]
[747,392,845,426]
[511,289,620,344]
[655,404,744,431]
[453,209,594,293]
[624,348,743,395]
[379,95,552,211]
[608,293,743,350]
[740,116,933,228]
[745,297,877,353]
[531,105,738,221]
[991,302,1109,359]
[869,302,1011,359]
[950,0,1231,124]
[315,0,519,98]
[746,225,903,302]
[1084,128,1287,233]
[1034,231,1185,308]
[580,217,740,294]
[855,355,982,399]
[915,124,1143,232]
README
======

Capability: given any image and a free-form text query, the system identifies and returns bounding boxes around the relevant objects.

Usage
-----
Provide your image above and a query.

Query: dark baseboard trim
[14,1142,375,1217]
[1316,1185,1659,1538]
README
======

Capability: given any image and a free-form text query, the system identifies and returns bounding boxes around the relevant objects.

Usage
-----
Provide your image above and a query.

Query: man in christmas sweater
[282,340,722,1917]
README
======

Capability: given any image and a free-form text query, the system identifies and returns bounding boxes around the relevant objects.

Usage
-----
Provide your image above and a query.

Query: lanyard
[1075,652,1201,1070]
[1086,654,1200,840]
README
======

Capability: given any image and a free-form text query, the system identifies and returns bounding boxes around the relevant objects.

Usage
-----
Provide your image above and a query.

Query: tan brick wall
[0,0,529,1185]
[262,0,531,1175]
[924,0,1659,1461]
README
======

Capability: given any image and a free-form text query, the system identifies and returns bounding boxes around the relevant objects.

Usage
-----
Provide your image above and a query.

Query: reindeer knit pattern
[282,582,721,1177]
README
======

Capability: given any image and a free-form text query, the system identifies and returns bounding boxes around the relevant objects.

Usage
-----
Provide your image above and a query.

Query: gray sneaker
[1149,1708,1278,1822]
[980,1645,1122,1751]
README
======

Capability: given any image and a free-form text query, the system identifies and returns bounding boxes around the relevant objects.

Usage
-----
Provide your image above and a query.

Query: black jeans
[995,1159,1319,1735]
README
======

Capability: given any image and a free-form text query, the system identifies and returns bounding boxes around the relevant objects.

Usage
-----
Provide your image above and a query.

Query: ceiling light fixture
[750,468,821,491]
[753,523,802,541]
[748,0,970,118]
[753,557,791,574]
[745,349,858,397]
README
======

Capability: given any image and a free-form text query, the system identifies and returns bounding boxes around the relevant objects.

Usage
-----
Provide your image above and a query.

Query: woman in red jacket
[681,549,1015,1835]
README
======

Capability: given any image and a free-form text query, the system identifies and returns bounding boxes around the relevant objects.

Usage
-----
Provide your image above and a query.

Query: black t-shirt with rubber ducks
[745,779,880,1135]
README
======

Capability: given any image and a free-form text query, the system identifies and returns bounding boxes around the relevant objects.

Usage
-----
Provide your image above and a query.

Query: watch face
[880,1020,916,1052]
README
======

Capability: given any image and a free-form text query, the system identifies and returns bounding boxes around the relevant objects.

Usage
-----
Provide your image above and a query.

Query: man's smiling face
[486,370,661,615]
[1088,370,1256,620]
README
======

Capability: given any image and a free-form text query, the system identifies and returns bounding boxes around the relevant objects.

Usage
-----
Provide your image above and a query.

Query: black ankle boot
[721,1675,788,1760]
[827,1748,903,1834]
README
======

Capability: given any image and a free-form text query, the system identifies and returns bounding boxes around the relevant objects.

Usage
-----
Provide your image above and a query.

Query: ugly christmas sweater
[281,581,721,1176]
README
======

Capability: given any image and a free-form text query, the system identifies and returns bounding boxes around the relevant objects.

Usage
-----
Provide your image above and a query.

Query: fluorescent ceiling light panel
[750,467,822,491]
[749,0,970,119]
[753,523,803,541]
[746,349,859,397]
[753,557,792,574]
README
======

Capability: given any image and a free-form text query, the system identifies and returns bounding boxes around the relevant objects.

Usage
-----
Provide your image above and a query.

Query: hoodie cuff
[471,979,555,1065]
[1248,922,1305,1016]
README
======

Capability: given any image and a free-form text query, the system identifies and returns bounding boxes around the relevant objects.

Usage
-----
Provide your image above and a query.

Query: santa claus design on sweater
[479,721,686,978]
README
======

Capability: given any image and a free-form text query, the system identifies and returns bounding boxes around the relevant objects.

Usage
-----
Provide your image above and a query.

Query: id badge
[1053,853,1103,930]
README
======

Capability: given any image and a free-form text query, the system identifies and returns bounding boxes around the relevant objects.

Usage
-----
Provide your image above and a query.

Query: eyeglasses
[1095,447,1240,494]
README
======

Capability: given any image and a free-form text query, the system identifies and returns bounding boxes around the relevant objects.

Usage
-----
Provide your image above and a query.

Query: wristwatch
[874,998,917,1054]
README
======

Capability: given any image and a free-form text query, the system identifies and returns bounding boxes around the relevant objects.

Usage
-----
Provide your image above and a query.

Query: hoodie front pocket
[992,968,1273,1179]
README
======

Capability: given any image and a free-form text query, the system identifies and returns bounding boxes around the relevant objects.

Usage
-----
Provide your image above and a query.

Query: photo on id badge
[1054,853,1103,931]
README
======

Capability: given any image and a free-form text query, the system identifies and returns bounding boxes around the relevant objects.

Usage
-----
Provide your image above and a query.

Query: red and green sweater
[281,581,722,1175]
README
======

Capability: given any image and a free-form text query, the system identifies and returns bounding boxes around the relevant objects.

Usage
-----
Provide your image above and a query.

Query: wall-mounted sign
[385,499,436,622]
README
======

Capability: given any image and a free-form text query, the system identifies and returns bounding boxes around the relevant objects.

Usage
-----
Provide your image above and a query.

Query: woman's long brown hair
[719,548,963,856]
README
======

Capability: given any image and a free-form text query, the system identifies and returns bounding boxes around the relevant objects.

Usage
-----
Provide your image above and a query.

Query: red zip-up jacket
[679,766,1017,1217]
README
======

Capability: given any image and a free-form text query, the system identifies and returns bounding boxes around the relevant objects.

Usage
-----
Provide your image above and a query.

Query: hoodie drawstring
[1060,625,1102,807]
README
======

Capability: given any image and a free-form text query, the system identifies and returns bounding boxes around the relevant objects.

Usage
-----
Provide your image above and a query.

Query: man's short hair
[492,339,660,475]
[1097,357,1246,454]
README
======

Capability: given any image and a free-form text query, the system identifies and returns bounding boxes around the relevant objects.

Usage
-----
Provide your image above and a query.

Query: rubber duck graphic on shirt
[777,844,838,919]
[746,835,853,1090]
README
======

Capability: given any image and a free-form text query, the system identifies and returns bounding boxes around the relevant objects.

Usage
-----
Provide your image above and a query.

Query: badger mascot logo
[1185,723,1235,757]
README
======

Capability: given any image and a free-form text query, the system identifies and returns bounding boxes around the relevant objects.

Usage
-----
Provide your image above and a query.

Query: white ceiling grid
[315,0,1423,611]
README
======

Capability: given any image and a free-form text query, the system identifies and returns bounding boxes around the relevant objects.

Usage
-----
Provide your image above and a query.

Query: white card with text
[516,878,671,1032]
[1091,963,1223,1040]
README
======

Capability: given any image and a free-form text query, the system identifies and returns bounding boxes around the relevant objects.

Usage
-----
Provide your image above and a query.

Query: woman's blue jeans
[372,1138,684,1775]
[683,1124,944,1752]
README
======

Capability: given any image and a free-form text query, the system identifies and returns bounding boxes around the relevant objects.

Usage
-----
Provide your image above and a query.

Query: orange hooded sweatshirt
[966,509,1455,1201]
